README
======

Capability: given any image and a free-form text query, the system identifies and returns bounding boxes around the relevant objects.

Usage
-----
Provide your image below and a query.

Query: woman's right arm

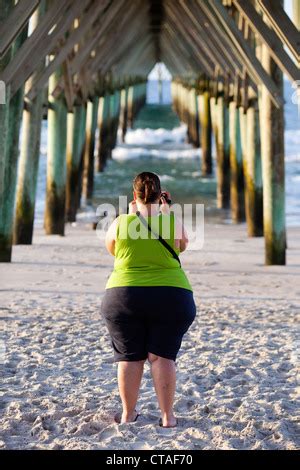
[105,217,119,256]
[175,219,189,252]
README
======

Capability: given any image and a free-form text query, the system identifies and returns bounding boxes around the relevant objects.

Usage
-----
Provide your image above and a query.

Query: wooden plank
[52,0,139,99]
[86,1,147,73]
[2,0,90,96]
[233,0,299,81]
[161,32,192,75]
[195,0,259,95]
[104,34,151,76]
[165,5,215,76]
[0,0,71,84]
[90,4,150,75]
[257,0,299,61]
[205,0,284,108]
[177,1,241,78]
[25,0,111,102]
[163,25,200,74]
[0,0,39,58]
[65,0,128,79]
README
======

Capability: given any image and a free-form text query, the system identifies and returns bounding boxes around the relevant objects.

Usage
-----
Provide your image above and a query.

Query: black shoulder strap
[136,211,181,268]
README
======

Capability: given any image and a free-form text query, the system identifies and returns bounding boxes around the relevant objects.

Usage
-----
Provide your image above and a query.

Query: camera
[160,191,172,206]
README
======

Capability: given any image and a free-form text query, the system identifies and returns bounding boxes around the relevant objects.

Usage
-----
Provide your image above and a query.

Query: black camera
[160,191,172,206]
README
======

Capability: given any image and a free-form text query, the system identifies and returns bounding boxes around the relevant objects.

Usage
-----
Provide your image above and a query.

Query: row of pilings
[0,68,147,261]
[172,69,286,265]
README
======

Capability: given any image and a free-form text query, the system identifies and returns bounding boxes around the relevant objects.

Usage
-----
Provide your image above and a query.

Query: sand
[0,219,299,450]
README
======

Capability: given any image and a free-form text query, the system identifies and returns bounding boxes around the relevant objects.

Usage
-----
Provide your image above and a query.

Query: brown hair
[133,172,161,204]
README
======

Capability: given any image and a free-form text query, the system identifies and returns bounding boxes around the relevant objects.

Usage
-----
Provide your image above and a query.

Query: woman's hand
[128,200,138,214]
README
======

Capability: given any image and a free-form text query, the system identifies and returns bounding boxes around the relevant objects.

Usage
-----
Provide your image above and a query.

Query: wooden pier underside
[0,0,299,264]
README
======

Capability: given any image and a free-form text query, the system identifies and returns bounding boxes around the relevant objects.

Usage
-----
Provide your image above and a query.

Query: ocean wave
[124,124,187,145]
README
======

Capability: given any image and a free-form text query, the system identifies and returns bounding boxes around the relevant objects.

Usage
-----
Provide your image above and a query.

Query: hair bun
[133,172,161,204]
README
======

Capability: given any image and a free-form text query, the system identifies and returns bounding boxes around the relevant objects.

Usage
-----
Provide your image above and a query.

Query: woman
[101,172,196,428]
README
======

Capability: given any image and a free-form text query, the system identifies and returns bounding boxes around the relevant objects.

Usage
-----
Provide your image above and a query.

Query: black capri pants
[100,286,196,362]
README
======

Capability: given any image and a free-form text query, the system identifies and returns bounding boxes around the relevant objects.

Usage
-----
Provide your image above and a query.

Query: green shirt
[105,213,192,291]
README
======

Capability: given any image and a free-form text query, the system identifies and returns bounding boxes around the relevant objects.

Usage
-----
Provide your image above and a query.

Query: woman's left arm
[105,217,119,256]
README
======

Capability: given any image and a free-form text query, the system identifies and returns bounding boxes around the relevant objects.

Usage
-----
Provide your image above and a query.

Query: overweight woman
[101,172,196,428]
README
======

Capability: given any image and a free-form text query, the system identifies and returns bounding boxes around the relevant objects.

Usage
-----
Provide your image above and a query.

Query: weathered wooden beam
[233,0,299,82]
[94,0,149,71]
[25,0,111,102]
[2,0,89,98]
[50,0,129,99]
[162,27,199,75]
[257,0,299,62]
[165,25,206,75]
[100,30,151,77]
[165,4,215,77]
[0,0,39,58]
[178,0,238,77]
[0,0,71,84]
[117,40,154,76]
[260,8,286,265]
[14,1,46,245]
[205,0,284,108]
[90,21,149,76]
[196,1,259,95]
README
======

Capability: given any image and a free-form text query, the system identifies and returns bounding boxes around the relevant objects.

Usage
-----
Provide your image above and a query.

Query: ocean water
[34,79,299,227]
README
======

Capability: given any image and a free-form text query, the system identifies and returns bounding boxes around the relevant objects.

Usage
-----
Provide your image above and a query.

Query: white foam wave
[124,124,187,145]
[112,146,200,160]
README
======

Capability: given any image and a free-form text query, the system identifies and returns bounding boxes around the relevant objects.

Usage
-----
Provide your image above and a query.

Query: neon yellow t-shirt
[105,213,192,291]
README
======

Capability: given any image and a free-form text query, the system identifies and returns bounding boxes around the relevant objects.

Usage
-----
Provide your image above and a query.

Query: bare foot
[159,416,178,428]
[114,410,139,424]
[121,410,139,423]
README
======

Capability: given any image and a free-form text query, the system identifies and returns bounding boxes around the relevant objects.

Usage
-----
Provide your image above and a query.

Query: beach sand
[0,220,299,450]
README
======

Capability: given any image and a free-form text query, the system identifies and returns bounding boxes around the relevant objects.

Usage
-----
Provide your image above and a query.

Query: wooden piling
[240,99,263,237]
[215,85,230,209]
[0,0,14,253]
[65,104,86,222]
[198,87,212,175]
[294,0,300,28]
[229,100,245,223]
[119,85,128,142]
[127,84,134,128]
[260,10,286,265]
[189,86,200,147]
[82,97,99,202]
[0,10,27,261]
[14,3,46,244]
[44,69,67,235]
[76,104,87,210]
[97,92,110,172]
